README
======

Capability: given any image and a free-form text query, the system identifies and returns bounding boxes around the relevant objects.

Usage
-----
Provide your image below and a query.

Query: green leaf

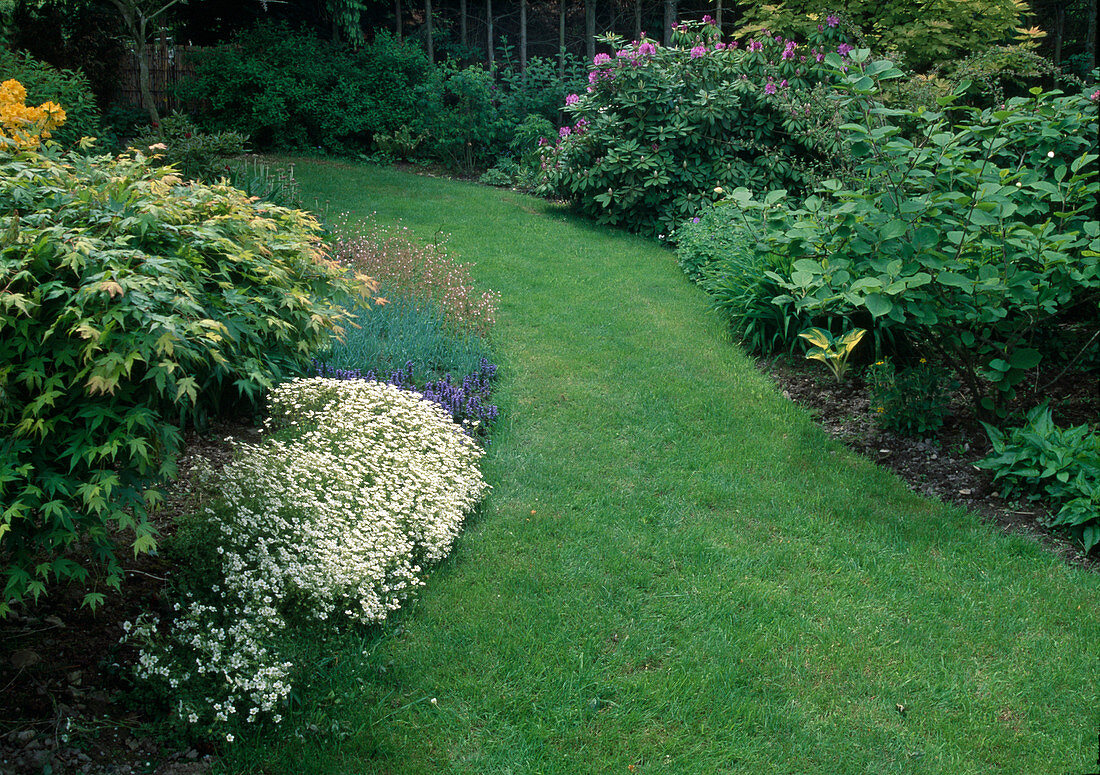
[1008,349,1042,370]
[863,294,892,318]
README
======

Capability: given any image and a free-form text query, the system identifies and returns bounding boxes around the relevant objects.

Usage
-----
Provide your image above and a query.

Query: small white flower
[1047,150,1055,158]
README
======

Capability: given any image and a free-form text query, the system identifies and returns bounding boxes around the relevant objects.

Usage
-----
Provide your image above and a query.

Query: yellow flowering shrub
[0,79,66,148]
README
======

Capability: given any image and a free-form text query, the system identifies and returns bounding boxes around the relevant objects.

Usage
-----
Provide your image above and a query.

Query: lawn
[222,159,1100,774]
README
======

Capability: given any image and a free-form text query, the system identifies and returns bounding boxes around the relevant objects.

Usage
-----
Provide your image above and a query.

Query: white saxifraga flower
[129,378,487,735]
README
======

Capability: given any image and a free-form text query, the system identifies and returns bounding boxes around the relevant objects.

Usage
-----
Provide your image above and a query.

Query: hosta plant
[799,326,866,382]
[978,405,1100,552]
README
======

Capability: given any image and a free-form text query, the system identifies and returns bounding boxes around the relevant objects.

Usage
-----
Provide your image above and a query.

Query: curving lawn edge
[222,160,1100,775]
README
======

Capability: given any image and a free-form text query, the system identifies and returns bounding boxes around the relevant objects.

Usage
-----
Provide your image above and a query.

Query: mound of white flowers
[125,378,487,735]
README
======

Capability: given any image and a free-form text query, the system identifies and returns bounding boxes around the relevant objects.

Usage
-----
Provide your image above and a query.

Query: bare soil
[759,355,1098,572]
[0,420,254,775]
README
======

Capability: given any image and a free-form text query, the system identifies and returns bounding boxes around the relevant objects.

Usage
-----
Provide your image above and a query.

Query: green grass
[223,159,1100,774]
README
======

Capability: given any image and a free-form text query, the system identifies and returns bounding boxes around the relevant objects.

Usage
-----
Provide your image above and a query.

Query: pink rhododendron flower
[559,126,571,138]
[566,93,579,105]
[837,43,853,56]
[638,41,657,55]
[764,82,777,95]
[747,39,763,52]
[691,45,706,58]
[826,14,840,27]
[593,52,611,65]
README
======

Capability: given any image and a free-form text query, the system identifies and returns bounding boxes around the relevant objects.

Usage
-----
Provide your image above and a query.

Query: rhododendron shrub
[125,377,487,737]
[537,18,853,237]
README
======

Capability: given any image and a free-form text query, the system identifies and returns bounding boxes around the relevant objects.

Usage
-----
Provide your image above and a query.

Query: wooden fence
[117,41,205,114]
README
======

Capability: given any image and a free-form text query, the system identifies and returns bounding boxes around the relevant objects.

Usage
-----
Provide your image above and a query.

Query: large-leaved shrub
[0,145,367,612]
[706,54,1099,416]
[177,24,434,153]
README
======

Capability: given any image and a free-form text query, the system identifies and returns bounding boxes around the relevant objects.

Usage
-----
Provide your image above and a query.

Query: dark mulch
[759,355,1098,572]
[0,420,255,775]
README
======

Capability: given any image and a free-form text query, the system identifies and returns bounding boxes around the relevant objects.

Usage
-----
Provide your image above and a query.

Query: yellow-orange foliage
[0,79,66,148]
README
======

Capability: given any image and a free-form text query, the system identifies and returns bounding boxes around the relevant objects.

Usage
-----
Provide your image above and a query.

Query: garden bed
[759,356,1098,572]
[0,421,250,774]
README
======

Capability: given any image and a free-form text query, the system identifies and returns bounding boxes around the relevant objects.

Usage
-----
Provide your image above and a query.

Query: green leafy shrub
[722,54,1099,417]
[130,112,247,181]
[478,114,557,190]
[421,61,504,174]
[495,52,589,128]
[866,358,955,436]
[676,201,813,354]
[177,24,434,154]
[0,48,101,148]
[537,19,852,237]
[979,405,1100,552]
[0,144,365,613]
[125,377,487,738]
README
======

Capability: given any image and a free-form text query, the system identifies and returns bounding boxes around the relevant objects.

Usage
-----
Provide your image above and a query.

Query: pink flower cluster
[333,223,498,335]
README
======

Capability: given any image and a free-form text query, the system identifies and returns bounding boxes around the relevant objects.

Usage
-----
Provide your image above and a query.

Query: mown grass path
[232,160,1099,774]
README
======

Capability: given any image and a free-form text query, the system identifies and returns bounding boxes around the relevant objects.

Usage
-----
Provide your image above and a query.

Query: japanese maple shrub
[0,143,368,613]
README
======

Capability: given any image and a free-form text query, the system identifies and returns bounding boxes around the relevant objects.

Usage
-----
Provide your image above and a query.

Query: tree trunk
[663,0,675,46]
[1087,0,1097,77]
[396,0,402,40]
[1053,3,1065,65]
[559,0,566,76]
[715,0,722,33]
[487,0,494,69]
[460,0,467,47]
[585,0,595,60]
[520,0,527,71]
[425,0,433,61]
[634,0,641,40]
